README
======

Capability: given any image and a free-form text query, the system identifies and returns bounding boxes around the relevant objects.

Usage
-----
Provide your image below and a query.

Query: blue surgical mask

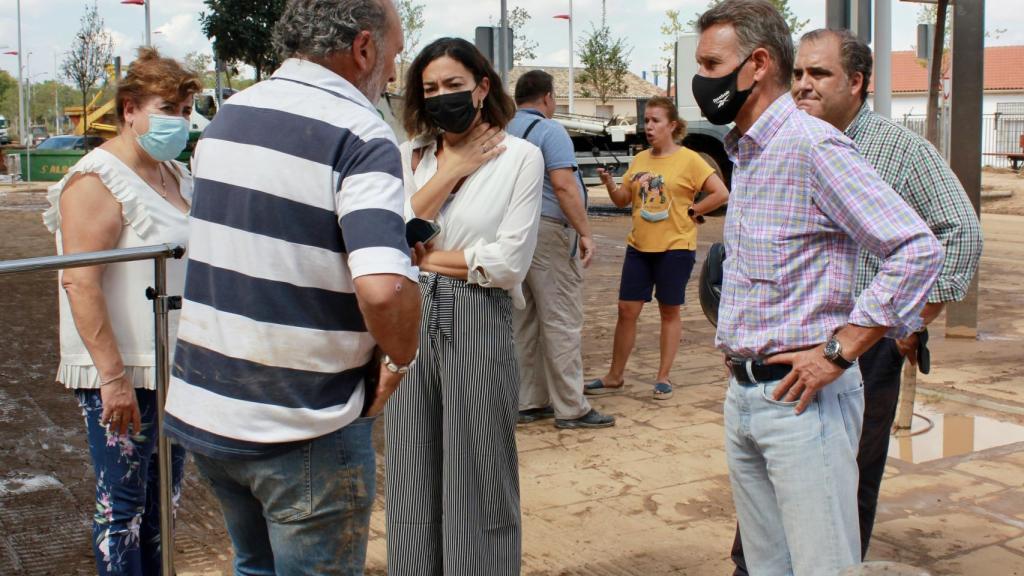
[135,114,189,161]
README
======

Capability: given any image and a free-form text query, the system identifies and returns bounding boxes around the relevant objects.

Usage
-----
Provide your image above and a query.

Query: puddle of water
[0,472,62,496]
[888,404,1024,463]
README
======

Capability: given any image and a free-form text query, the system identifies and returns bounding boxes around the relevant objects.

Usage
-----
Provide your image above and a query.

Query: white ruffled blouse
[42,148,192,390]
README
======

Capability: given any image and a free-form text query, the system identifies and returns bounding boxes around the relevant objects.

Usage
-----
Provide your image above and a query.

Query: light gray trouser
[513,217,591,420]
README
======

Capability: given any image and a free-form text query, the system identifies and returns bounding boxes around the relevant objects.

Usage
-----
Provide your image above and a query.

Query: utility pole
[499,0,508,87]
[569,0,574,113]
[54,53,60,134]
[925,0,949,148]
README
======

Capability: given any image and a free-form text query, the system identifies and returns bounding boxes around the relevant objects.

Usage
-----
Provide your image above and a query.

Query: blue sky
[1,0,1021,89]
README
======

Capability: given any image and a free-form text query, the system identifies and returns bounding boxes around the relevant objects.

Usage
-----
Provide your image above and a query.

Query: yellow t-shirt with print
[623,146,715,252]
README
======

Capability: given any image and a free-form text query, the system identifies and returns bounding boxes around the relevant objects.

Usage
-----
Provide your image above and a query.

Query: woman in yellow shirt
[586,96,729,399]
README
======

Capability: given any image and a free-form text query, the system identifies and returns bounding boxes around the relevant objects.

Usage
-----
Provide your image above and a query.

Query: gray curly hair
[273,0,390,60]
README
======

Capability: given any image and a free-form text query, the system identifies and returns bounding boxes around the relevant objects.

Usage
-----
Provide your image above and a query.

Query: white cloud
[528,48,570,67]
[153,12,211,59]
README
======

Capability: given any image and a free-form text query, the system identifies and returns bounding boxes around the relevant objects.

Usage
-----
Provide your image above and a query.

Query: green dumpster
[14,149,85,182]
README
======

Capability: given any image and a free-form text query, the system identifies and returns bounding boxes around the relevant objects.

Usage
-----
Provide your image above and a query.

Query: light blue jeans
[192,416,377,576]
[725,367,865,576]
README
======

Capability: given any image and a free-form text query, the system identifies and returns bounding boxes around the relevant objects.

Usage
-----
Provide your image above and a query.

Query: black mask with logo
[691,54,756,126]
[424,89,478,133]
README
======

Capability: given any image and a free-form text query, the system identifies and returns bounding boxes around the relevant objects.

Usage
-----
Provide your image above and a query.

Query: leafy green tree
[508,7,538,65]
[27,80,79,133]
[0,69,19,135]
[576,2,632,104]
[394,0,425,93]
[200,0,286,82]
[688,0,809,35]
[62,1,113,137]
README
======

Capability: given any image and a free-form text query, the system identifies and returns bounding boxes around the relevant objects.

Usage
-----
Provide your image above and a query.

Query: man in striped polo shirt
[164,0,419,572]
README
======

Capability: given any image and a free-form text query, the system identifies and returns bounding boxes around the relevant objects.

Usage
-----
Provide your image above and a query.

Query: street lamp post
[122,0,152,47]
[554,5,574,114]
[16,0,26,147]
[54,53,61,135]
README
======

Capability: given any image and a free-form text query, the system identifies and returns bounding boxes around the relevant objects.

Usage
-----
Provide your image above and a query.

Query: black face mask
[424,89,478,134]
[692,54,756,126]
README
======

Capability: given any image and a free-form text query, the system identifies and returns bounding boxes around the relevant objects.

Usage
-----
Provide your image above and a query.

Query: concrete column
[873,0,891,119]
[946,0,985,338]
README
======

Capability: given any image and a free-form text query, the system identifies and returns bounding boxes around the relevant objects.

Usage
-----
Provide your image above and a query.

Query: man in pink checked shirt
[692,1,944,575]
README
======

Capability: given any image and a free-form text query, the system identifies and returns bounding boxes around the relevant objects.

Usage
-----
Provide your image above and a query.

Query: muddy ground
[2,171,1024,574]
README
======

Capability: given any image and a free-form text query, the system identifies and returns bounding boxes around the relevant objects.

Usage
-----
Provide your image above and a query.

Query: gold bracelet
[100,370,126,387]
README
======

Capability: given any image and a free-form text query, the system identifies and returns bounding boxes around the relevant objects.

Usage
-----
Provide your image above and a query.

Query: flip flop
[653,381,674,400]
[584,378,624,396]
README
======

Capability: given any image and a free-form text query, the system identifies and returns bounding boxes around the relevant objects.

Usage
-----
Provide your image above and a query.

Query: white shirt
[43,148,192,389]
[400,133,544,308]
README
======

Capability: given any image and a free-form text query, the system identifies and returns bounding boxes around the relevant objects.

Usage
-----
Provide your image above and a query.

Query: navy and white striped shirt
[164,58,416,459]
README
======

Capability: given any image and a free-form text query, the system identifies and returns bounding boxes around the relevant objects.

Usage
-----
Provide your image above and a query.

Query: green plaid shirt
[846,104,982,303]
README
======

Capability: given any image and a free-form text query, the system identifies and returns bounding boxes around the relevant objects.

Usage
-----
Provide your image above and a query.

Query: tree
[660,9,686,57]
[200,0,286,82]
[915,5,1005,60]
[687,0,809,36]
[508,7,538,65]
[184,51,216,88]
[576,2,632,104]
[659,9,687,95]
[394,0,425,93]
[62,1,113,137]
[27,80,78,133]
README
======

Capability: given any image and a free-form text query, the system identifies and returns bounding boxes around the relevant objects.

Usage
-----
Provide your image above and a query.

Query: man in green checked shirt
[730,27,983,575]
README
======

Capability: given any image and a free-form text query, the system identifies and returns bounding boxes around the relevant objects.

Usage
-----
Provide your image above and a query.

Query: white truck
[557,33,733,189]
[0,115,10,145]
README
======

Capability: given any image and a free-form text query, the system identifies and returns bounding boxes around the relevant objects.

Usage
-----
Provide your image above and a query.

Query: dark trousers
[77,389,186,576]
[730,339,904,574]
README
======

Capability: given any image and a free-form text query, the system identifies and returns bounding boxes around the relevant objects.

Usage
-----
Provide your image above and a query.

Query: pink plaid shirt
[715,95,943,359]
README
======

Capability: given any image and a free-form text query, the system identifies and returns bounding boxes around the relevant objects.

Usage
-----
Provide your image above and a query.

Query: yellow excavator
[64,63,216,138]
[63,63,119,137]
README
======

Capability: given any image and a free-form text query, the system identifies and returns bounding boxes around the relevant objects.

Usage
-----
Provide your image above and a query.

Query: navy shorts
[618,246,697,306]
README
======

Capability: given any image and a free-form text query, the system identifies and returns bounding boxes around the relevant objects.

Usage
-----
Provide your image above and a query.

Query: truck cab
[557,33,733,190]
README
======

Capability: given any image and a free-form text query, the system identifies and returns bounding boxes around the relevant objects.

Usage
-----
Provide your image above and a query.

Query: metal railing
[0,243,185,572]
[894,113,1024,169]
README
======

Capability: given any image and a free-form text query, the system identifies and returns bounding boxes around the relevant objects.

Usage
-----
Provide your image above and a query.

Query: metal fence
[894,113,1024,169]
[0,243,185,573]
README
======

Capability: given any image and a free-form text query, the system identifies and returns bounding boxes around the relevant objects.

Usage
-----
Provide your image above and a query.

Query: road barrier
[0,243,185,573]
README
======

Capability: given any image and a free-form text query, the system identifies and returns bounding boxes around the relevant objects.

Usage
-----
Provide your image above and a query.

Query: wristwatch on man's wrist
[382,352,416,374]
[823,337,855,369]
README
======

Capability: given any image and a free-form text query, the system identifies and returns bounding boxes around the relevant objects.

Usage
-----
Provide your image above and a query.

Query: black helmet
[699,242,726,327]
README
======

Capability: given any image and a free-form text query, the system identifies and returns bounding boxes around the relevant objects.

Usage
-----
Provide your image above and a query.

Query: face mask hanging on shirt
[424,89,478,134]
[691,54,756,126]
[640,208,670,222]
[134,114,190,161]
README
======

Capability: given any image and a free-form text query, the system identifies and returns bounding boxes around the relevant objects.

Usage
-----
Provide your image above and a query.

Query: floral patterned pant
[76,389,185,576]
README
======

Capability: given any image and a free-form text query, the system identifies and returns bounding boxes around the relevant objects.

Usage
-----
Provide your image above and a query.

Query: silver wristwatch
[823,337,855,369]
[382,352,416,374]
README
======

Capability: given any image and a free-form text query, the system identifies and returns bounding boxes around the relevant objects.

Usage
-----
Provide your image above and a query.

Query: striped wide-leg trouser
[385,273,522,576]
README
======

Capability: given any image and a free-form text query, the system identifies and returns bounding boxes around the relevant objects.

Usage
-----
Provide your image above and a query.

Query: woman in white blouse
[42,48,199,575]
[384,37,544,576]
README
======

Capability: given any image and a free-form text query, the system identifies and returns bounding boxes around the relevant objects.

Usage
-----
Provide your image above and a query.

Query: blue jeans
[76,389,186,576]
[192,417,377,576]
[725,367,865,576]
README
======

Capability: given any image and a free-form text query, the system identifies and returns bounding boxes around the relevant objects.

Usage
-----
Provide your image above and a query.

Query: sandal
[653,381,674,400]
[584,378,624,396]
